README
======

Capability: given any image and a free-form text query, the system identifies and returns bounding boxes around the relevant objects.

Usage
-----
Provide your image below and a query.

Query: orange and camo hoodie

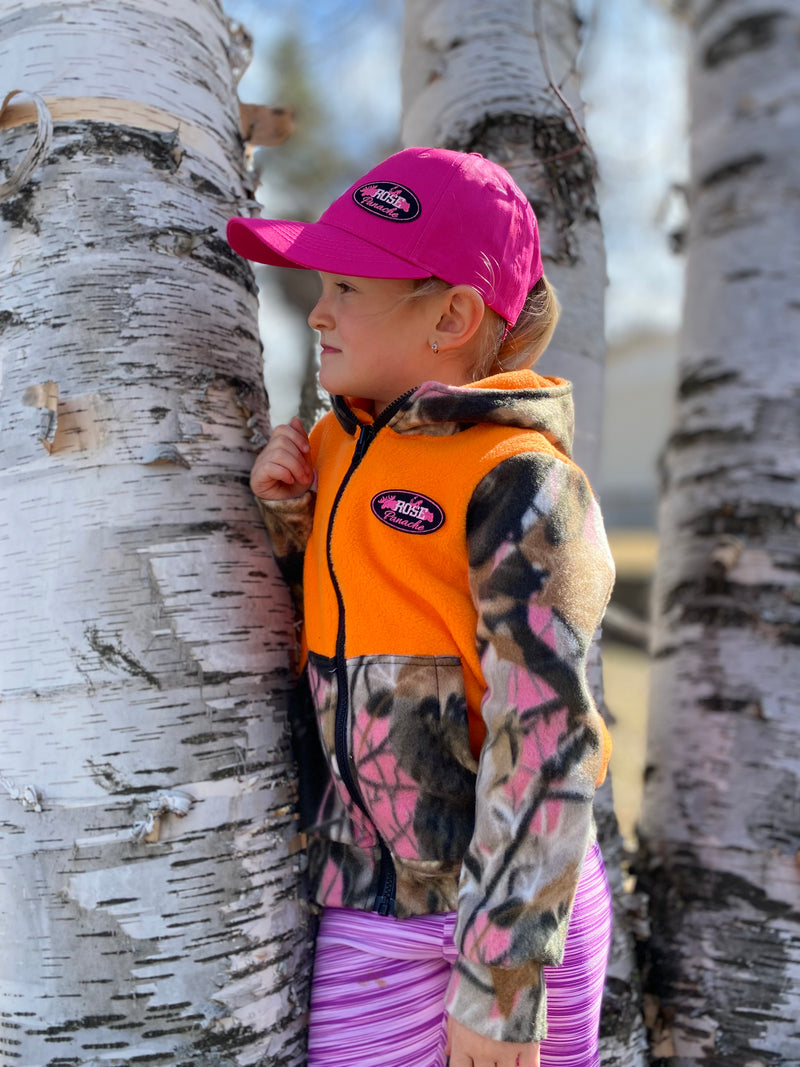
[256,369,615,1044]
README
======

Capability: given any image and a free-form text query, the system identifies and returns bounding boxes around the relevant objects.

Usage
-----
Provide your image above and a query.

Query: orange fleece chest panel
[303,416,573,751]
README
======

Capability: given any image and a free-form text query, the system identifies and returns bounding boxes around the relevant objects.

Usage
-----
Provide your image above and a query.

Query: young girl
[227,147,615,1067]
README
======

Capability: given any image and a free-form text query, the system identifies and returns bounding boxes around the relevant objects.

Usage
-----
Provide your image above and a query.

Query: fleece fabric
[256,369,615,1043]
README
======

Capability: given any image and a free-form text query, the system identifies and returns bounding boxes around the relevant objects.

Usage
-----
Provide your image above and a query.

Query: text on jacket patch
[370,490,445,534]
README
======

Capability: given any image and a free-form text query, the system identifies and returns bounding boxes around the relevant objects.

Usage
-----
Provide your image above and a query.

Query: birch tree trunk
[638,2,800,1062]
[403,3,648,1063]
[0,2,310,1064]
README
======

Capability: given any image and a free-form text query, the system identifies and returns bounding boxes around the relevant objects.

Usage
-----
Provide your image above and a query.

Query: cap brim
[226,217,431,279]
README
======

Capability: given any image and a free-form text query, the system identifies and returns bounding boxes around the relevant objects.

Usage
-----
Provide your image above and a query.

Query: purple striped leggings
[308,841,612,1066]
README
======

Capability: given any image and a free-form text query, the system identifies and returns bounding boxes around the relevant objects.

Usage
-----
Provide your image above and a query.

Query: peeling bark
[0,1,310,1063]
[402,3,648,1063]
[638,2,800,1062]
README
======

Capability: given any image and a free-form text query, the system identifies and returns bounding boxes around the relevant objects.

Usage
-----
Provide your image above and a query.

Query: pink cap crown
[227,146,543,326]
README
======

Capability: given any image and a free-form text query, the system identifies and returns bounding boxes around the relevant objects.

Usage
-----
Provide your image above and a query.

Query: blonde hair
[410,275,560,381]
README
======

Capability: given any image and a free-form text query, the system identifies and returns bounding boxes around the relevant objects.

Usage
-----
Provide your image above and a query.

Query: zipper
[325,392,414,916]
[329,423,373,823]
[374,842,397,916]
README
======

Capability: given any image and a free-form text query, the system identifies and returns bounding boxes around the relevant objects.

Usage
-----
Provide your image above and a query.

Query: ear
[431,285,486,351]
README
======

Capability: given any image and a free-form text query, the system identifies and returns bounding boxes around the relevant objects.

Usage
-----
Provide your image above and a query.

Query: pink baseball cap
[226,146,543,326]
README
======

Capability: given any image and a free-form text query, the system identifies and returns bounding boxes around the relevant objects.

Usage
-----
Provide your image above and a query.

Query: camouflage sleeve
[444,451,615,1043]
[255,492,315,613]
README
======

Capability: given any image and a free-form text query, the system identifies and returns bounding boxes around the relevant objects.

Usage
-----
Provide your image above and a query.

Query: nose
[308,293,333,332]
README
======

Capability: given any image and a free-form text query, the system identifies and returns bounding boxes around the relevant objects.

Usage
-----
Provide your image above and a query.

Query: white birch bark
[639,1,800,1061]
[402,3,647,1063]
[0,1,310,1063]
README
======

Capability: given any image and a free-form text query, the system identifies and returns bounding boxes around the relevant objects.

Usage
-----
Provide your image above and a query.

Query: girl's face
[308,273,461,415]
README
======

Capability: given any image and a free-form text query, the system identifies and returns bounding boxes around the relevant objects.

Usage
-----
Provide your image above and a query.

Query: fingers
[271,417,310,461]
[251,418,314,501]
[446,1015,539,1067]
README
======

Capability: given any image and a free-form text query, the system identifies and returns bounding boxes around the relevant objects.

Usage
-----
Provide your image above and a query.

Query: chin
[318,374,343,395]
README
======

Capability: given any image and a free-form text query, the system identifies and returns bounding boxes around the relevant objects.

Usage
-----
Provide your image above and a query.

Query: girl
[227,147,615,1067]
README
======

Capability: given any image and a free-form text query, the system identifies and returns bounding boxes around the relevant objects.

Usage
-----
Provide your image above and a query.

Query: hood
[331,370,575,460]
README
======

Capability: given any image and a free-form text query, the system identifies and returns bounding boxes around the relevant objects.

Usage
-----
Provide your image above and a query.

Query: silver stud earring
[430,341,439,354]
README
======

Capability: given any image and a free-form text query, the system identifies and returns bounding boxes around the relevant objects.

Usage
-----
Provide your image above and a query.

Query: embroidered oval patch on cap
[371,490,445,534]
[353,181,421,222]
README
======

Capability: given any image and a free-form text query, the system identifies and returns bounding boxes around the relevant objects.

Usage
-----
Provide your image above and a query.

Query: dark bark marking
[191,1028,262,1058]
[703,13,785,68]
[678,368,739,398]
[147,225,215,258]
[175,520,230,536]
[208,758,274,781]
[746,770,800,851]
[189,172,228,199]
[0,182,40,233]
[195,670,252,685]
[691,503,800,538]
[659,494,800,638]
[26,1014,127,1037]
[0,309,24,335]
[661,580,800,641]
[634,843,796,1063]
[700,152,765,188]
[599,975,647,1043]
[723,268,761,282]
[667,592,757,628]
[85,758,131,793]
[112,783,171,796]
[79,1041,131,1050]
[85,626,161,688]
[127,1054,178,1064]
[698,695,761,713]
[451,113,599,265]
[233,323,259,344]
[193,234,258,291]
[49,123,182,173]
[665,426,748,451]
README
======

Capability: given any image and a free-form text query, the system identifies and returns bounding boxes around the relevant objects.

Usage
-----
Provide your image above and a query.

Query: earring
[430,341,439,354]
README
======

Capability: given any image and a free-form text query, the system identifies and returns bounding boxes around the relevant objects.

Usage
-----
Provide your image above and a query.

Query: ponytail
[472,276,560,380]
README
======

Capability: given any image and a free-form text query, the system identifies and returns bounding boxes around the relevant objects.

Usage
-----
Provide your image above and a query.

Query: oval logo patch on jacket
[370,490,445,534]
[353,181,421,222]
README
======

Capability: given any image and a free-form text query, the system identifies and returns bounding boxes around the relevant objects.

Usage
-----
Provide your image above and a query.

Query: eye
[335,280,356,294]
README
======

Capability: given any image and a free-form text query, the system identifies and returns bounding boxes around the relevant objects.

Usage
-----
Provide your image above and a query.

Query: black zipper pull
[373,842,396,916]
[353,423,375,461]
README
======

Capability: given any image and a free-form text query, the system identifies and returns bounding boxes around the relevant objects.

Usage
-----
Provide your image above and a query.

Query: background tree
[243,13,403,429]
[402,1,648,1063]
[249,28,364,428]
[0,1,310,1063]
[638,1,800,1061]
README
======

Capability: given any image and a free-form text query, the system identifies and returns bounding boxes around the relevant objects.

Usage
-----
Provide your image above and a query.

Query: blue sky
[582,0,688,338]
[229,0,403,157]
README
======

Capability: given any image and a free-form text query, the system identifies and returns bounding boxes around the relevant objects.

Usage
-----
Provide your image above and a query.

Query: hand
[446,1015,540,1067]
[251,417,314,501]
